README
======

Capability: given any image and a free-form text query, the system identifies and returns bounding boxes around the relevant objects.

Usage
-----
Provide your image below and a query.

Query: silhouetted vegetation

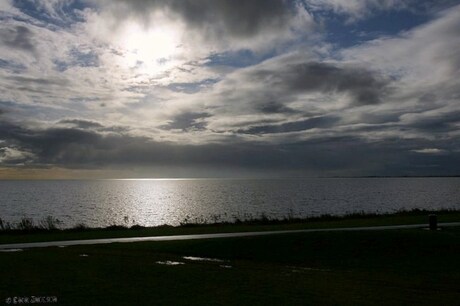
[177,208,459,227]
[0,216,62,232]
[0,208,459,234]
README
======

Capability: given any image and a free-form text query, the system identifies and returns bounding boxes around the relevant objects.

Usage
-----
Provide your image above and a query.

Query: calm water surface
[0,178,459,228]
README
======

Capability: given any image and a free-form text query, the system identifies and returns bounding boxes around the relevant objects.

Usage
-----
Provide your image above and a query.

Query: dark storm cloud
[108,0,298,38]
[409,111,460,132]
[160,112,211,131]
[257,101,298,114]
[249,61,390,106]
[237,116,340,134]
[0,120,93,148]
[279,135,460,176]
[0,121,29,142]
[0,122,103,166]
[58,119,104,129]
[357,112,401,125]
[2,120,460,176]
[0,25,36,53]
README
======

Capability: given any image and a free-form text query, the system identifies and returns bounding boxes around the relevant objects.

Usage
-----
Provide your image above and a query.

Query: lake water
[0,178,459,228]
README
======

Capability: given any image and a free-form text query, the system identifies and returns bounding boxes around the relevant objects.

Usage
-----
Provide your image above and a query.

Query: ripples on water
[0,178,459,228]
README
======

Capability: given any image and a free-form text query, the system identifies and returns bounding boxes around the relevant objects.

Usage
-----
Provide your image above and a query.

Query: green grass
[1,209,459,245]
[1,227,459,305]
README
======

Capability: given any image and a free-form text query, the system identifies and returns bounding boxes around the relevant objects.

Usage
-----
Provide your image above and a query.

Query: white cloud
[1,0,460,152]
[342,4,460,85]
[339,4,460,136]
[412,148,446,154]
[93,0,315,53]
[0,147,35,164]
[0,0,21,15]
[0,0,317,141]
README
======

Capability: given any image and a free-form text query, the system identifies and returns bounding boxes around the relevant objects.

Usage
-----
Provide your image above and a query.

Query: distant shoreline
[1,176,460,181]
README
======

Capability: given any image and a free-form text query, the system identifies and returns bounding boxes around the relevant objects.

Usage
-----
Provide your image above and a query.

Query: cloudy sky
[0,0,460,178]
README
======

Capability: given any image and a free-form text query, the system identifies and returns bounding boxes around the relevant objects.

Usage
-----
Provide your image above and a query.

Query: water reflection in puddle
[183,256,225,262]
[156,257,229,267]
[156,261,185,266]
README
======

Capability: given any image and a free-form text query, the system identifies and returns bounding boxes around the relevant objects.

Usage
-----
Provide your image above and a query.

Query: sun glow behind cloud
[2,0,460,178]
[114,19,182,75]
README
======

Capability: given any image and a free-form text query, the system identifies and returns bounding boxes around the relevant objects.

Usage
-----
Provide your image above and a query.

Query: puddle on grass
[0,249,23,252]
[156,261,185,266]
[79,254,89,257]
[156,256,228,267]
[183,256,226,263]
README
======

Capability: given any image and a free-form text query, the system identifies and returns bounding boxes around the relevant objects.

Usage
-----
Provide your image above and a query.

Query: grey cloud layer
[106,0,302,38]
[58,119,104,129]
[160,112,211,131]
[200,54,392,137]
[97,0,314,54]
[237,116,340,135]
[244,61,389,105]
[1,119,460,176]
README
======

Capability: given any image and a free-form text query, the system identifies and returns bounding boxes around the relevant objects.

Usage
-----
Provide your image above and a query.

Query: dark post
[429,214,437,230]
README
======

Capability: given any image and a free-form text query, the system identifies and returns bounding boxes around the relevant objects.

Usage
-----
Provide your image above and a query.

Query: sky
[1,0,460,178]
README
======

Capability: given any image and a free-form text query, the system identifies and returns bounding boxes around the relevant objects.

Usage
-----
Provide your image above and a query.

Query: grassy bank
[1,209,459,244]
[1,226,459,305]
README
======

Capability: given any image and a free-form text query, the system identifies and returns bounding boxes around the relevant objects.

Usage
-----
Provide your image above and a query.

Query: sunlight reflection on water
[0,178,459,228]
